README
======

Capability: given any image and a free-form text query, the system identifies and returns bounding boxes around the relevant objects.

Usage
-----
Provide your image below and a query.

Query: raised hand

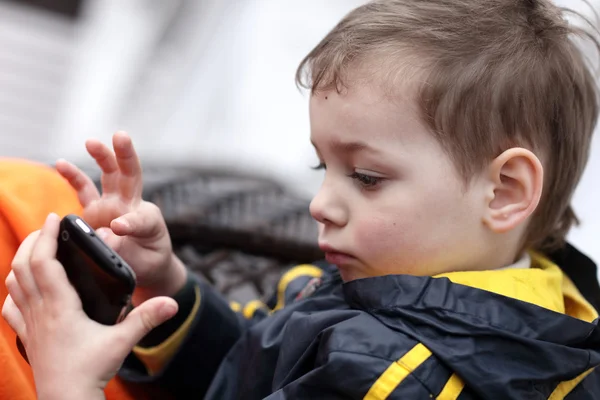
[55,132,187,304]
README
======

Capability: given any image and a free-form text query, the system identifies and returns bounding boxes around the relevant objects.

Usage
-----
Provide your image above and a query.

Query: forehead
[308,81,426,149]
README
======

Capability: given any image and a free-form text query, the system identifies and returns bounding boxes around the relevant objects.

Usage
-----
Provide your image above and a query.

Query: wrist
[133,254,188,305]
[37,382,105,400]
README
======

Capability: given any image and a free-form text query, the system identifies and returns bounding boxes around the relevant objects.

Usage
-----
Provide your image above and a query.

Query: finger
[12,231,42,299]
[5,271,27,311]
[30,214,78,303]
[110,203,164,239]
[112,132,143,202]
[2,295,26,339]
[113,297,177,353]
[85,139,119,194]
[55,159,101,207]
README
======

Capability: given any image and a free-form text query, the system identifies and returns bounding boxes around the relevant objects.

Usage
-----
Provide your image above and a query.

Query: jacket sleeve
[118,275,244,398]
[118,264,327,399]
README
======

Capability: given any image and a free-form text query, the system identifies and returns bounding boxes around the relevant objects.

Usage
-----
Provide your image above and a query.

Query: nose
[309,179,348,227]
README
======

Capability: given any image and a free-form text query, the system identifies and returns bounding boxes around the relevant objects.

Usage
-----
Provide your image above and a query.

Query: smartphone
[17,214,136,361]
[56,214,136,324]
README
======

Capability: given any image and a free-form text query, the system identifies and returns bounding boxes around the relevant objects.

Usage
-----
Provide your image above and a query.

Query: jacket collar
[342,252,598,343]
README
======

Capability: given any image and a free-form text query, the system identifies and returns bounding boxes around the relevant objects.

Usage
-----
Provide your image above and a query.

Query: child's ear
[482,148,544,233]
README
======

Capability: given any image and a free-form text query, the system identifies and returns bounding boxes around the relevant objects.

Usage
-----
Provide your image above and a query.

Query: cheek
[352,208,428,262]
[353,215,440,276]
[349,186,468,273]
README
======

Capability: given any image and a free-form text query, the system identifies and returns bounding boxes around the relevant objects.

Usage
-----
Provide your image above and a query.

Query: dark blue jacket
[120,246,600,399]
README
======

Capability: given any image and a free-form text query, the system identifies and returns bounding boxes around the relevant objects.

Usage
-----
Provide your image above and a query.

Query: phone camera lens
[61,231,69,241]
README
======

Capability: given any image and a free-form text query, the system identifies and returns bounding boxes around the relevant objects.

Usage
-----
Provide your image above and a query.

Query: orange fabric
[0,158,140,400]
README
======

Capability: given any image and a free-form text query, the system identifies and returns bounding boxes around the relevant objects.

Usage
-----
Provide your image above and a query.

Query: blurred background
[0,0,599,277]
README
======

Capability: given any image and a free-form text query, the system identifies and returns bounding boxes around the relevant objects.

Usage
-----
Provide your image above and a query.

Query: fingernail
[114,218,129,229]
[160,302,178,319]
[47,213,59,222]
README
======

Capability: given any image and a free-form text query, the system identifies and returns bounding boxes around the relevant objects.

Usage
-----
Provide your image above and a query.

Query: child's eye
[311,162,326,170]
[349,172,383,188]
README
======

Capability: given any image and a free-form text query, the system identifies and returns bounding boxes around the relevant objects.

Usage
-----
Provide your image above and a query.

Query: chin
[336,265,366,282]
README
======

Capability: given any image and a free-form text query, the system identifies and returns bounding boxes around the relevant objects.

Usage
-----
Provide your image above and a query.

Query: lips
[319,243,355,266]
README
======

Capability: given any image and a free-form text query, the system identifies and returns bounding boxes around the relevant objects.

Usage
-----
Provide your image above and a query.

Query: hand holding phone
[17,214,136,361]
[4,213,177,397]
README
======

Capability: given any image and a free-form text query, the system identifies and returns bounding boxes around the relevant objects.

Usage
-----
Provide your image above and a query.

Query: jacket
[120,246,600,399]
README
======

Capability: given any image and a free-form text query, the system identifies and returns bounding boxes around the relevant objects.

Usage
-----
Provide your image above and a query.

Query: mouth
[319,243,356,266]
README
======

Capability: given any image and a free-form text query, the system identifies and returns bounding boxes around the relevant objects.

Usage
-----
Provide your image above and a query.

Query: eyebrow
[311,139,379,155]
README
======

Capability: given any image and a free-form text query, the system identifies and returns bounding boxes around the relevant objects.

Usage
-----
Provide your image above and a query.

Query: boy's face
[309,82,489,281]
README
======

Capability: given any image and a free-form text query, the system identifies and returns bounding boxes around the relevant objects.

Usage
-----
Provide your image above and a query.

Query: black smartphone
[17,214,136,361]
[56,214,136,324]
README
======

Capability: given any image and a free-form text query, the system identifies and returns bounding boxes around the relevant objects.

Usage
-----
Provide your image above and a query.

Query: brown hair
[296,0,600,253]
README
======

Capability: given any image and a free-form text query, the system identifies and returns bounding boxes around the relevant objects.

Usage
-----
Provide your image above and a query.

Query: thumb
[113,297,178,351]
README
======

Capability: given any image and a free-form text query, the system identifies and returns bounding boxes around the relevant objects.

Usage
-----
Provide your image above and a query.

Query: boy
[4,0,600,398]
